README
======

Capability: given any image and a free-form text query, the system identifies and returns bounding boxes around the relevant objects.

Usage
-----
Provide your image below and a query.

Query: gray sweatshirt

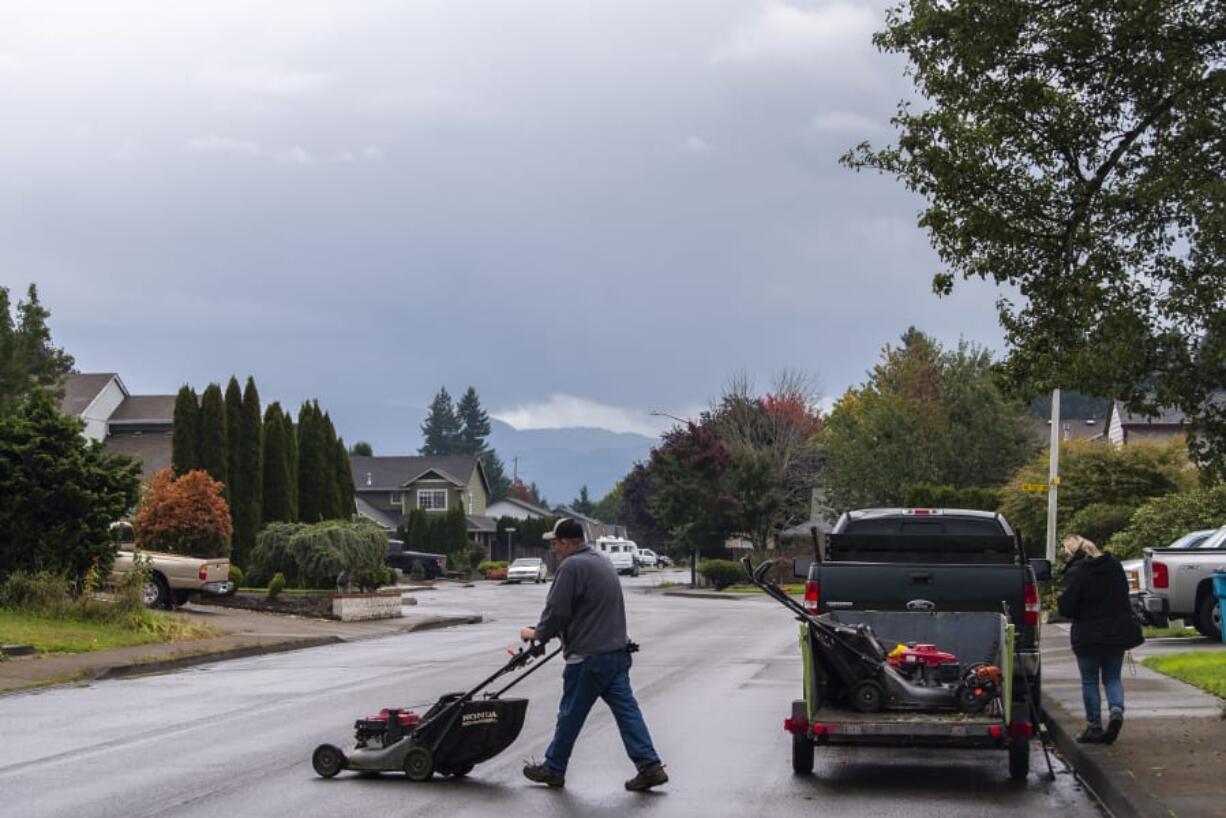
[533,546,628,660]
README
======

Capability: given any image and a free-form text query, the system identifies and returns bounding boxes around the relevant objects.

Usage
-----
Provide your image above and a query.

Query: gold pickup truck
[109,523,234,608]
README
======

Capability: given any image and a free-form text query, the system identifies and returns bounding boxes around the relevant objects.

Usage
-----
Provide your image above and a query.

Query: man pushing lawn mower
[519,517,669,792]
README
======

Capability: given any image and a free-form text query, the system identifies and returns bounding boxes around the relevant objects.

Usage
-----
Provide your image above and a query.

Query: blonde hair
[1062,534,1102,559]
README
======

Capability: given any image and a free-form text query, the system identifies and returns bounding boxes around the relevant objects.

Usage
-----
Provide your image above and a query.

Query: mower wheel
[1008,736,1030,780]
[403,746,434,781]
[851,681,883,713]
[312,744,346,778]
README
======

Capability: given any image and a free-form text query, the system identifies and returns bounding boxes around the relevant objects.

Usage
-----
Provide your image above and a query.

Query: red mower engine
[887,643,961,687]
[354,708,421,748]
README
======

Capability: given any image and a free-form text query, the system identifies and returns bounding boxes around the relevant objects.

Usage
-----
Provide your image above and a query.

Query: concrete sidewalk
[0,602,482,695]
[1040,623,1226,818]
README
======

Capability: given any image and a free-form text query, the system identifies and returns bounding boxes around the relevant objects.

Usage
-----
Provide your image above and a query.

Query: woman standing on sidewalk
[1057,534,1145,744]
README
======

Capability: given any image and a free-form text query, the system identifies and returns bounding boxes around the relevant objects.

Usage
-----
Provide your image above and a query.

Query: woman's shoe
[1103,711,1124,744]
[1076,724,1104,743]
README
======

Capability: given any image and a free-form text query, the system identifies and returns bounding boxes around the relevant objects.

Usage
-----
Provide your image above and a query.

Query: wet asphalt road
[0,572,1103,818]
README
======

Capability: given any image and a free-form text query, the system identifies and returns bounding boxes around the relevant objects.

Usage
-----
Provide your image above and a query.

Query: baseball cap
[542,517,585,542]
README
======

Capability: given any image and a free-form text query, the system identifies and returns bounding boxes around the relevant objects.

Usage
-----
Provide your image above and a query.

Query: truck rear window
[845,517,1005,536]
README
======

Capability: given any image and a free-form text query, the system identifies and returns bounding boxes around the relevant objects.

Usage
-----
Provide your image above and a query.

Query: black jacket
[1057,550,1144,656]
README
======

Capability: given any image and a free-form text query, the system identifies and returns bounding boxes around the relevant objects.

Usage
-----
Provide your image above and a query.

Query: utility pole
[1046,389,1061,562]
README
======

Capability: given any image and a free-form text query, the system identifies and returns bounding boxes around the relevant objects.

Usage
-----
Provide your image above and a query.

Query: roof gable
[351,455,482,491]
[59,373,123,417]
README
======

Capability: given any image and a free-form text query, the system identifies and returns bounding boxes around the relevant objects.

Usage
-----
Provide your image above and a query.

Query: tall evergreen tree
[223,376,243,524]
[297,402,323,522]
[262,401,292,523]
[198,383,228,488]
[0,283,75,411]
[319,411,343,519]
[482,451,511,501]
[171,385,201,475]
[571,485,594,516]
[349,441,373,456]
[334,437,356,517]
[231,376,263,567]
[284,407,299,521]
[456,386,492,455]
[419,387,461,455]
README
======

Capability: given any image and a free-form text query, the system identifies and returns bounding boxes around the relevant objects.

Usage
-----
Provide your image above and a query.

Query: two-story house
[350,455,498,554]
[58,372,176,479]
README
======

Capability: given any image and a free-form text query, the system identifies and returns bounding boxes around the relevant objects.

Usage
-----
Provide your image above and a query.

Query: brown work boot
[523,763,565,788]
[625,763,668,791]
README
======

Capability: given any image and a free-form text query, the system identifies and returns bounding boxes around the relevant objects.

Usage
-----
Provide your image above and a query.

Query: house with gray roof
[58,373,175,479]
[1106,392,1226,447]
[350,455,498,553]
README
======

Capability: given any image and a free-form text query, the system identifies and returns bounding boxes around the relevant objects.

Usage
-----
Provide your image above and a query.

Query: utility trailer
[784,610,1034,780]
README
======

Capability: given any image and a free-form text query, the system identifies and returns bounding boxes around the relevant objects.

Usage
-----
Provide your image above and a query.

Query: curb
[95,636,344,681]
[1042,694,1162,818]
[660,590,743,601]
[1,613,485,694]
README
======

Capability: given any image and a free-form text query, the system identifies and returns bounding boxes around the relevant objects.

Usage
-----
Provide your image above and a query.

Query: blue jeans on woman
[1075,651,1125,726]
[544,650,660,775]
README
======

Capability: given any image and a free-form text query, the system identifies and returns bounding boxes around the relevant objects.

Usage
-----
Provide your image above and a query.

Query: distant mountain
[487,419,656,505]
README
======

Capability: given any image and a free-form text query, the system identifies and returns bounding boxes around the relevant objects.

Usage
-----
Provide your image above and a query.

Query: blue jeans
[544,651,661,774]
[1076,652,1125,726]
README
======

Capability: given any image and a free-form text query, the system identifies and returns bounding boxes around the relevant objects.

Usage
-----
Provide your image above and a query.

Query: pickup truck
[386,540,447,580]
[109,522,234,608]
[1137,523,1226,640]
[788,508,1050,780]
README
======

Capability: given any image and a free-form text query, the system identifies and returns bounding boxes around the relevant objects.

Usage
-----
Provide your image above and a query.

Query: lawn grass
[1142,651,1226,699]
[722,584,804,595]
[1143,625,1201,639]
[0,609,219,655]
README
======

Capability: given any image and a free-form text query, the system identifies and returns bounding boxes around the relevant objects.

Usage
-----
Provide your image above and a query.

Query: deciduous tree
[134,468,233,558]
[845,0,1226,477]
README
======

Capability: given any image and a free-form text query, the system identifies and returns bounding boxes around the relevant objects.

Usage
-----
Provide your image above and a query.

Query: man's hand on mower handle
[520,626,536,643]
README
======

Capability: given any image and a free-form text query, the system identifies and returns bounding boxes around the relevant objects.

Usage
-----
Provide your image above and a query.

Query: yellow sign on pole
[1021,482,1049,494]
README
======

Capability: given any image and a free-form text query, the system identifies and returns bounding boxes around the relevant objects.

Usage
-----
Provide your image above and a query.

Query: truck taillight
[1023,582,1040,626]
[199,565,209,581]
[1152,562,1169,589]
[804,580,820,614]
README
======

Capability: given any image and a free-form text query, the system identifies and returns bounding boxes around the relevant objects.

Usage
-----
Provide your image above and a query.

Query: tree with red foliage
[134,468,233,558]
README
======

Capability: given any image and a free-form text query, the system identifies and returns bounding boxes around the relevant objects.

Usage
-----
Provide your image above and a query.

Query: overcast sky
[1,0,1010,448]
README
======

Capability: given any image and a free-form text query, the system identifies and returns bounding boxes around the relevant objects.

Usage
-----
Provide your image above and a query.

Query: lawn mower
[312,641,560,781]
[741,558,1000,714]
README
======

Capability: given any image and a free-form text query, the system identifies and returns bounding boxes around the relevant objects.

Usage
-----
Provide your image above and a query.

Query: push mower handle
[739,556,773,585]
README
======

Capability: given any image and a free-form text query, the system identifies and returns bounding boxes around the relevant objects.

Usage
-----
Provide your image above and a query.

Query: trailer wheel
[790,700,814,774]
[1008,737,1030,780]
[1194,595,1222,641]
[312,744,346,778]
[403,746,434,781]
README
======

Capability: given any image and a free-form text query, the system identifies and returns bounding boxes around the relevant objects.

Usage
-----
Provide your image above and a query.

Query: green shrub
[698,559,745,590]
[0,571,72,616]
[409,561,426,581]
[267,573,286,599]
[1064,503,1136,548]
[477,561,508,574]
[905,483,1001,511]
[228,564,245,587]
[1108,485,1226,559]
[247,522,306,586]
[289,520,387,590]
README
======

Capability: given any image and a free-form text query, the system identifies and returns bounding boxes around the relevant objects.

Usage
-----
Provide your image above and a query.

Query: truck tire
[1194,594,1223,641]
[143,573,170,609]
[1008,736,1030,780]
[791,700,813,774]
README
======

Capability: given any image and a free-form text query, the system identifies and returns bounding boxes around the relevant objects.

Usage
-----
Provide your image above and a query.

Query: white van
[594,536,640,577]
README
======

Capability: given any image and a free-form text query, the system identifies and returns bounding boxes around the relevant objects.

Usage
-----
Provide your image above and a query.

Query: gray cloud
[1,0,1008,457]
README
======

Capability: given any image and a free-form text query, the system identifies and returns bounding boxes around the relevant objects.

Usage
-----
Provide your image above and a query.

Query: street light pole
[505,527,517,564]
[1046,389,1061,562]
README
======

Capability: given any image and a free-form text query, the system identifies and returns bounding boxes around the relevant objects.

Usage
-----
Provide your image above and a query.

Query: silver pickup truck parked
[1138,524,1226,640]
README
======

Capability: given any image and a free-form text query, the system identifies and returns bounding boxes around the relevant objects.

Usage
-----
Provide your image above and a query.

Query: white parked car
[594,536,640,577]
[636,548,659,568]
[507,557,548,584]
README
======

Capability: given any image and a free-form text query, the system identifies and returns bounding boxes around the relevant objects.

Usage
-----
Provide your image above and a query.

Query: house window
[418,489,448,511]
[389,492,402,505]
